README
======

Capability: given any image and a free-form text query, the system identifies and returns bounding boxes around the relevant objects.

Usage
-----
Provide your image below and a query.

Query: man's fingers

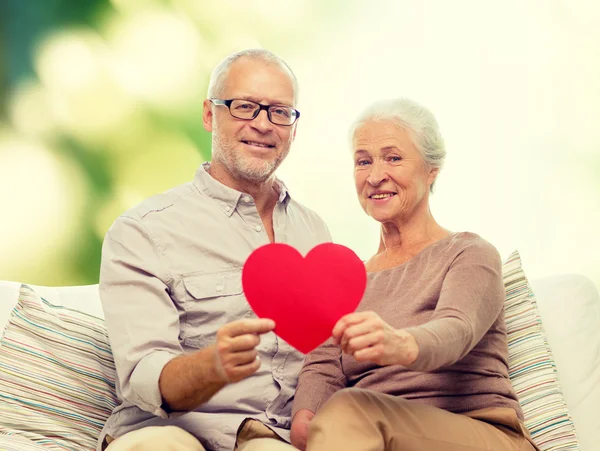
[220,318,275,338]
[214,339,262,383]
[228,357,261,381]
[221,333,261,353]
[223,349,258,367]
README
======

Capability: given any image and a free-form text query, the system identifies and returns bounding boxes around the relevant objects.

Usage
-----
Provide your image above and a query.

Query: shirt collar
[193,162,291,217]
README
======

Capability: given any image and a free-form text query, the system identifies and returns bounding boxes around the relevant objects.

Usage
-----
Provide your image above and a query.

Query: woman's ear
[428,167,439,186]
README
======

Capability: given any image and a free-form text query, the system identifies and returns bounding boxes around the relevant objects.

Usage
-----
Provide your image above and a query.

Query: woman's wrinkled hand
[332,311,419,366]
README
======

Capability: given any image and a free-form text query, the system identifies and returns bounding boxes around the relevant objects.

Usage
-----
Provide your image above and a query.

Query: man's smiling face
[204,56,297,184]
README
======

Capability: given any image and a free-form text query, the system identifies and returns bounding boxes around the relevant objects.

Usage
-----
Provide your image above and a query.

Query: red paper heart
[242,243,367,354]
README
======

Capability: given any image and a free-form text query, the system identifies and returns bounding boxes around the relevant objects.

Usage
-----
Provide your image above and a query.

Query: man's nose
[250,109,273,132]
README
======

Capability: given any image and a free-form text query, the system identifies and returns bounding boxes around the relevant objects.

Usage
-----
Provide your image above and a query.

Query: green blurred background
[0,0,355,286]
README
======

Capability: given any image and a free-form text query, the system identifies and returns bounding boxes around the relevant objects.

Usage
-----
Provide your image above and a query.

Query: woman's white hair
[207,48,298,103]
[349,98,446,191]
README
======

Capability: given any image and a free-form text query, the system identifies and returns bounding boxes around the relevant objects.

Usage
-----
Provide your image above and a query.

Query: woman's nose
[367,162,389,185]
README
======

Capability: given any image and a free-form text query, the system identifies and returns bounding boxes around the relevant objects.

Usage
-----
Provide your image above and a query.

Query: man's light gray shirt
[98,163,332,451]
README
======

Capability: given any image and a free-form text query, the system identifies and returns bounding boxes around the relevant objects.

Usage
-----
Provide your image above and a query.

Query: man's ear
[202,99,214,132]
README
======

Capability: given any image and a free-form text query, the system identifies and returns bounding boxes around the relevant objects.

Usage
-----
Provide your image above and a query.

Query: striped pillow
[504,251,579,450]
[0,285,117,450]
[0,433,48,450]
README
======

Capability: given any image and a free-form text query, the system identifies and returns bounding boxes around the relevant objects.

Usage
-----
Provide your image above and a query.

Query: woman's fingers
[333,312,381,344]
[332,313,366,344]
[354,344,384,362]
[346,330,385,354]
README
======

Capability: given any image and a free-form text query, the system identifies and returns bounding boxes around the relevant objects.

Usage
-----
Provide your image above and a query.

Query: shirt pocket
[181,270,254,349]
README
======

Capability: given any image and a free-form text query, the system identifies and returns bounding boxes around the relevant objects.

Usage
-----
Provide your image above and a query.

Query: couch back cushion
[0,433,49,450]
[0,285,117,450]
[503,251,578,449]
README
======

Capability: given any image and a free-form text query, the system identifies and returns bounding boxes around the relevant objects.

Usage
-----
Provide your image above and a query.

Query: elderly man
[98,49,331,451]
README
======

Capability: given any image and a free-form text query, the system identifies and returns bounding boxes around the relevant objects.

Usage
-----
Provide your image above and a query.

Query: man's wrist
[194,345,229,385]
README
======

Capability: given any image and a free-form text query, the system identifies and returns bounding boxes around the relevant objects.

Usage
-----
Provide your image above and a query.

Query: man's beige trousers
[103,418,291,451]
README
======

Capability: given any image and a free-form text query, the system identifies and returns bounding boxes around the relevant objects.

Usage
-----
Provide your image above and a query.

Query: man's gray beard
[213,134,282,184]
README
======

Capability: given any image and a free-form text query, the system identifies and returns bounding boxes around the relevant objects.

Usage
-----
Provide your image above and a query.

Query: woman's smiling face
[353,120,438,224]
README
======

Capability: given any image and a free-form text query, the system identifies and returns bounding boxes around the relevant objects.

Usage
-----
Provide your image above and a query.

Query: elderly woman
[283,98,539,451]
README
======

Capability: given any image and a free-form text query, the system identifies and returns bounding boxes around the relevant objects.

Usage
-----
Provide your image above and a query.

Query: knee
[237,438,296,451]
[307,389,390,448]
[318,388,373,416]
[314,388,414,426]
[311,388,373,427]
[106,426,204,451]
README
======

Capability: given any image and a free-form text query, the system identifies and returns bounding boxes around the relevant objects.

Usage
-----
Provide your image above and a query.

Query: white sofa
[0,270,599,450]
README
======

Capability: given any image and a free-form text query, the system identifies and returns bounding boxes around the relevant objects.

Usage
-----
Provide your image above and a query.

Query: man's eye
[272,108,291,117]
[236,103,255,110]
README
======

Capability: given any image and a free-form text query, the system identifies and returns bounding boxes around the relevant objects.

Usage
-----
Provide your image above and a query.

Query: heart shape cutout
[242,243,366,353]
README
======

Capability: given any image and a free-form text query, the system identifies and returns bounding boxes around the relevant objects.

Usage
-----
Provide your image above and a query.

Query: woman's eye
[389,156,401,162]
[356,160,370,166]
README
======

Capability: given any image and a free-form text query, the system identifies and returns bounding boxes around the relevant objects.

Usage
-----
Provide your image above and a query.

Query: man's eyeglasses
[210,99,300,126]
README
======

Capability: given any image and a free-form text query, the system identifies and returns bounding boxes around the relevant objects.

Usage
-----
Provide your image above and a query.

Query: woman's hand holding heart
[332,311,420,366]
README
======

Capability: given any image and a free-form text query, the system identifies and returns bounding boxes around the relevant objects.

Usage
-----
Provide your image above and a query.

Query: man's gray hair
[349,98,446,191]
[207,48,298,103]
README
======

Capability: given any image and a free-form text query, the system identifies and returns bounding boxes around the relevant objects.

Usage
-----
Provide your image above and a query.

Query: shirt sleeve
[403,239,506,372]
[292,339,347,417]
[100,215,183,419]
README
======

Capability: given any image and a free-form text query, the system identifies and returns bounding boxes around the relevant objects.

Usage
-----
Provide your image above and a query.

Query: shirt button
[254,225,262,232]
[215,285,223,292]
[242,195,251,203]
[225,206,231,213]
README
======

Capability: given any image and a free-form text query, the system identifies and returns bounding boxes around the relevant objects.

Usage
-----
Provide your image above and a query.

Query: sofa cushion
[0,281,104,335]
[530,274,600,451]
[503,251,578,450]
[0,433,49,450]
[0,285,117,450]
